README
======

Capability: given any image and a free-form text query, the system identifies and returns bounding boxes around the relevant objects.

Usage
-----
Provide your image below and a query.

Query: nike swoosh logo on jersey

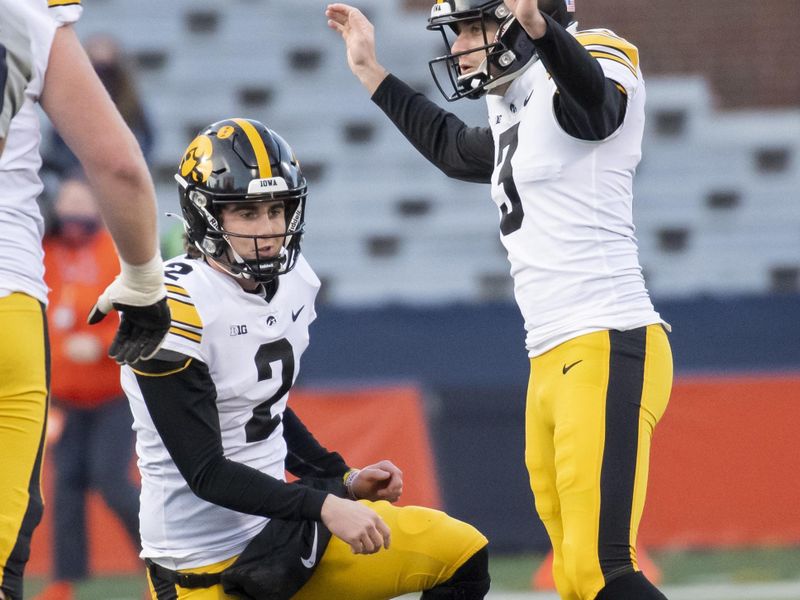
[301,523,319,569]
[523,90,534,106]
[562,360,583,375]
[291,305,305,322]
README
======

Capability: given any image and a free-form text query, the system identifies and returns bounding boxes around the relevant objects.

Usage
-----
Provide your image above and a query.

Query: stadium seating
[72,0,800,302]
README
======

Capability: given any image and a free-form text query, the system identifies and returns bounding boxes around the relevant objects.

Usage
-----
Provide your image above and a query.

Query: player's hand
[326,3,388,94]
[349,460,403,503]
[504,0,547,38]
[320,494,391,554]
[88,256,170,365]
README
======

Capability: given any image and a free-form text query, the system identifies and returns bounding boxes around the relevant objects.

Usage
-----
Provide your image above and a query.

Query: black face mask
[55,216,102,247]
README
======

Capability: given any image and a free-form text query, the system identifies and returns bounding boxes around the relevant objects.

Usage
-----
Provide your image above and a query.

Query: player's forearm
[371,74,494,183]
[135,358,330,520]
[356,61,389,96]
[85,146,161,265]
[190,456,330,520]
[283,407,350,479]
[513,4,548,39]
[41,25,159,265]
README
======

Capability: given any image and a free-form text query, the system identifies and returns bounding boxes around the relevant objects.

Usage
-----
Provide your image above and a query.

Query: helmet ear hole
[201,236,223,256]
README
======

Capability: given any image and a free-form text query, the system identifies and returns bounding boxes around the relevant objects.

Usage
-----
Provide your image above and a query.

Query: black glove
[90,298,171,364]
[88,256,171,365]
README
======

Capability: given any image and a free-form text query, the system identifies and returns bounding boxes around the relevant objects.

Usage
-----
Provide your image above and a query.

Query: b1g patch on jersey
[230,323,248,336]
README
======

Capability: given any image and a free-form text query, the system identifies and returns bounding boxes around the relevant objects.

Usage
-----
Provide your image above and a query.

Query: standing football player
[328,0,672,598]
[123,118,490,600]
[0,2,169,598]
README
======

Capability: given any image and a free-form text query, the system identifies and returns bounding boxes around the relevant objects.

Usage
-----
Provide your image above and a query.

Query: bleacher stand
[68,0,800,303]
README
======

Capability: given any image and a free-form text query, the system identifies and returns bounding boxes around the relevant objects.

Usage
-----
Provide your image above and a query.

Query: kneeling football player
[123,118,490,600]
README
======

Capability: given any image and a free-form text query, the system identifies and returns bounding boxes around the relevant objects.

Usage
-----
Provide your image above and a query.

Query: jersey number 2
[497,123,524,235]
[246,339,295,443]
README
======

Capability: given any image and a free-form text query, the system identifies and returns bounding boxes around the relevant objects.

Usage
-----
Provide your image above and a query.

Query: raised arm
[41,25,158,265]
[507,0,627,140]
[327,3,494,183]
[41,25,169,364]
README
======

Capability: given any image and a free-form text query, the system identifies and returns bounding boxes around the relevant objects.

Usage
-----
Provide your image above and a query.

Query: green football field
[24,546,800,599]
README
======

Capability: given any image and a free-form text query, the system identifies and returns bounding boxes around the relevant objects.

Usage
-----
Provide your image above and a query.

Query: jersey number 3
[497,123,524,235]
[246,339,295,443]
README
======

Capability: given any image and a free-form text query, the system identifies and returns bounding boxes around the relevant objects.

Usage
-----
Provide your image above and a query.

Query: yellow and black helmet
[175,118,307,282]
[427,0,575,101]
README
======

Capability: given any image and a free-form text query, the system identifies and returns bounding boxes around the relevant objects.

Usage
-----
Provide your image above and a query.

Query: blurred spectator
[35,179,140,600]
[161,220,188,260]
[42,34,155,180]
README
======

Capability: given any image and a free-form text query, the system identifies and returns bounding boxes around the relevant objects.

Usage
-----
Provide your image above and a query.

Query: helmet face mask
[175,119,307,284]
[427,0,575,102]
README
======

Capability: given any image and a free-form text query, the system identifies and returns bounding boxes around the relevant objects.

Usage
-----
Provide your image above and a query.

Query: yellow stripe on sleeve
[575,33,639,70]
[166,284,191,298]
[132,358,193,378]
[589,50,638,78]
[232,118,272,179]
[48,0,81,6]
[169,326,202,343]
[167,297,202,329]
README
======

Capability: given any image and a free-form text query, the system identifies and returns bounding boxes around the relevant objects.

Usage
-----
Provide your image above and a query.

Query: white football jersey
[122,255,321,569]
[486,27,663,357]
[0,0,81,304]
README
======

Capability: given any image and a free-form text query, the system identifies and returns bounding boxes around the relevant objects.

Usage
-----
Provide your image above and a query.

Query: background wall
[404,0,800,109]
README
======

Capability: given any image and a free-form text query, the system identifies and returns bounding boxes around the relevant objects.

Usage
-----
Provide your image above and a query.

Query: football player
[328,1,673,598]
[123,118,490,600]
[0,2,168,598]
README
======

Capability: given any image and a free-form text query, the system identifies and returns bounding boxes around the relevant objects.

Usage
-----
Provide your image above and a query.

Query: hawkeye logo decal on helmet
[247,177,289,194]
[217,125,235,139]
[180,135,214,184]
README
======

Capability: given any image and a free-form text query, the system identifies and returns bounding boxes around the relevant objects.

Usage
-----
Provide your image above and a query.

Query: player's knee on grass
[421,546,490,600]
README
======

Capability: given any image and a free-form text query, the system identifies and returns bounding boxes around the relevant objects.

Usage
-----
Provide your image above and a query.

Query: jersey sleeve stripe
[588,51,638,78]
[575,33,639,70]
[166,284,191,298]
[169,326,202,343]
[48,0,82,6]
[584,44,635,66]
[167,297,202,329]
[132,358,193,378]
